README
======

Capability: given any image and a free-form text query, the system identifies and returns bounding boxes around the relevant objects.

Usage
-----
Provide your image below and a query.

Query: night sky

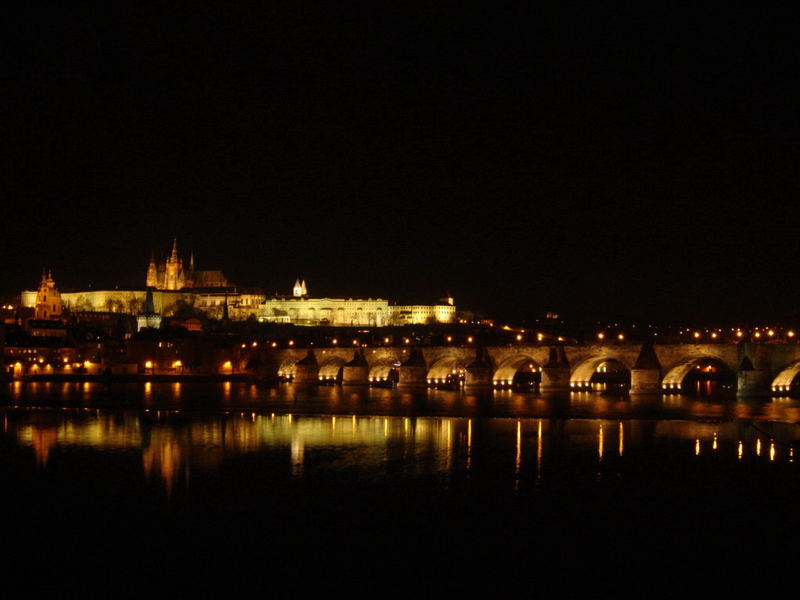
[5,3,799,325]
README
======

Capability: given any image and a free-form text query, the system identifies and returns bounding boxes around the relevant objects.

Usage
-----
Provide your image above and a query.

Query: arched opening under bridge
[369,363,400,386]
[493,356,540,388]
[318,357,346,384]
[570,357,631,391]
[427,356,466,388]
[661,357,735,395]
[278,357,298,381]
[771,360,800,396]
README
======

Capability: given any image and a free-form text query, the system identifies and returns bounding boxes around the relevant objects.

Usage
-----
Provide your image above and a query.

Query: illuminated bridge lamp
[788,331,796,338]
[617,333,624,341]
[516,334,522,342]
[332,339,338,345]
[447,336,453,343]
[754,332,761,338]
[288,340,294,346]
[597,332,605,340]
[767,330,775,337]
[694,332,701,339]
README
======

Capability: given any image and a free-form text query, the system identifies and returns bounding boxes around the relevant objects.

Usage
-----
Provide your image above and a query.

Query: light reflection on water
[4,381,800,422]
[5,407,799,496]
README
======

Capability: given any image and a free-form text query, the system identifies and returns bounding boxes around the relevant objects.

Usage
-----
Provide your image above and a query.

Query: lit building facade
[256,281,455,326]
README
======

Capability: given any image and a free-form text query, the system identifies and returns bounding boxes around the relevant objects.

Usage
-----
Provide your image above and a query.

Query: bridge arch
[493,355,540,385]
[318,357,346,382]
[771,360,800,393]
[570,356,633,389]
[661,356,735,392]
[369,361,401,383]
[278,357,299,378]
[427,355,466,384]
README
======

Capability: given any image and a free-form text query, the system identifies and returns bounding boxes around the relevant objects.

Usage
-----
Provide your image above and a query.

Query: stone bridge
[260,342,800,396]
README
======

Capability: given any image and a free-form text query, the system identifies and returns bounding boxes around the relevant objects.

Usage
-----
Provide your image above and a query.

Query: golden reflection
[770,442,776,462]
[618,421,624,456]
[695,439,700,455]
[31,425,58,467]
[515,420,521,492]
[712,433,718,451]
[756,438,762,456]
[738,440,743,460]
[536,419,543,481]
[466,419,472,472]
[598,423,604,461]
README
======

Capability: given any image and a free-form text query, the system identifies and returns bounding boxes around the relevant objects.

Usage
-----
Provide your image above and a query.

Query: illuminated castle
[146,238,228,290]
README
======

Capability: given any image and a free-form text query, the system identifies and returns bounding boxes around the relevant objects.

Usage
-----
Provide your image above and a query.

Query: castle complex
[146,238,228,290]
[20,239,456,327]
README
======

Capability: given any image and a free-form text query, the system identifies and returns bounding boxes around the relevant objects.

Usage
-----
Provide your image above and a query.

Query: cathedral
[146,239,228,290]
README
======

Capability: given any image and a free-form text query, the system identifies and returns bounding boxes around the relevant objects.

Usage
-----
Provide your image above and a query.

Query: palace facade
[256,280,455,326]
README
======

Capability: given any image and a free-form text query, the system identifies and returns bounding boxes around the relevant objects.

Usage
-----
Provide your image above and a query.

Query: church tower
[35,270,62,321]
[146,254,158,288]
[164,238,185,290]
[293,279,304,297]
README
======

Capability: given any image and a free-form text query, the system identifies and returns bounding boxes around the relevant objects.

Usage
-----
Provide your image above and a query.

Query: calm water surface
[3,382,800,590]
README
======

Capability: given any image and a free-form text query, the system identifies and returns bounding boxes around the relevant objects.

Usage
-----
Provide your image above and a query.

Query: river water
[3,381,799,591]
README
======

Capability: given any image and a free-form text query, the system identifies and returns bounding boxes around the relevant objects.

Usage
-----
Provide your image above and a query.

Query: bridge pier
[293,350,320,384]
[342,350,369,385]
[398,348,427,387]
[540,347,571,392]
[736,357,771,397]
[630,343,662,395]
[464,348,493,390]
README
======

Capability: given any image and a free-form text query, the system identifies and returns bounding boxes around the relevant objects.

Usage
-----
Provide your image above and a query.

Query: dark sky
[5,2,799,325]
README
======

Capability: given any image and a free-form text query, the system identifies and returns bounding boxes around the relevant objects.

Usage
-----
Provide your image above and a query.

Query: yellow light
[404,338,410,344]
[83,361,91,368]
[788,331,795,338]
[332,339,338,345]
[241,344,246,348]
[617,333,624,341]
[288,340,294,346]
[711,332,717,339]
[537,333,543,341]
[38,358,44,363]
[271,342,277,347]
[252,341,258,347]
[597,332,605,340]
[736,330,744,337]
[173,360,182,368]
[223,361,232,369]
[767,330,775,337]
[353,339,358,345]
[447,336,453,342]
[693,332,700,339]
[145,361,153,369]
[63,357,69,363]
[384,337,390,343]
[467,336,473,343]
[516,334,522,341]
[754,332,761,338]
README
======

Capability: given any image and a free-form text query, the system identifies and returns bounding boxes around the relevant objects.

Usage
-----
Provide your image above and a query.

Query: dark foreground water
[3,382,800,591]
